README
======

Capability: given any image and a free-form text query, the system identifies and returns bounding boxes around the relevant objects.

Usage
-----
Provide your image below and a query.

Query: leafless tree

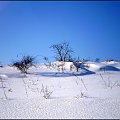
[50,42,73,62]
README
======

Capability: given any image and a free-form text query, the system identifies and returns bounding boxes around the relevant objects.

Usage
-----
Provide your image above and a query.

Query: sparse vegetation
[99,73,118,89]
[40,84,53,99]
[43,57,55,69]
[75,91,88,99]
[0,62,3,67]
[106,59,115,62]
[0,77,8,99]
[22,78,28,97]
[12,55,36,74]
[72,56,82,72]
[95,58,100,63]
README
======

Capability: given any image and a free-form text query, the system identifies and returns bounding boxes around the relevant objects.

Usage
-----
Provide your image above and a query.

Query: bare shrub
[0,77,8,99]
[12,55,36,74]
[73,61,81,72]
[99,73,118,89]
[75,91,88,99]
[72,56,86,72]
[95,58,100,63]
[43,57,55,69]
[40,84,53,99]
[0,62,3,67]
[72,73,88,91]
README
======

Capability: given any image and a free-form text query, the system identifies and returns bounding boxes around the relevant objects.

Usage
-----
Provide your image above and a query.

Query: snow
[0,61,120,118]
[0,74,8,79]
[0,98,120,119]
[64,61,73,69]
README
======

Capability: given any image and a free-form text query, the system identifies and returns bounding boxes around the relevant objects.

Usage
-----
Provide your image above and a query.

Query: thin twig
[0,78,8,99]
[81,78,88,91]
[111,81,118,89]
[22,78,28,97]
[99,73,106,86]
[72,73,88,91]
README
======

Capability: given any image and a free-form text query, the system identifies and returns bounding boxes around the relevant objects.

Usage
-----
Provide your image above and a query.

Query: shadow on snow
[100,65,120,71]
[5,73,27,78]
[39,70,95,77]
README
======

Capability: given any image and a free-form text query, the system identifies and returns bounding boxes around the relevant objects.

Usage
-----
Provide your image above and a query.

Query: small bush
[75,91,88,99]
[43,57,54,69]
[40,84,53,99]
[12,55,36,74]
[0,62,3,67]
[95,58,100,63]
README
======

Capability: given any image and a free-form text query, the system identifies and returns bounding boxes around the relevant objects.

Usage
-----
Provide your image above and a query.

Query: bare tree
[12,55,36,74]
[50,42,73,62]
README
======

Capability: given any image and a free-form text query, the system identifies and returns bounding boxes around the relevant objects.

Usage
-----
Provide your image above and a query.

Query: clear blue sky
[0,1,120,64]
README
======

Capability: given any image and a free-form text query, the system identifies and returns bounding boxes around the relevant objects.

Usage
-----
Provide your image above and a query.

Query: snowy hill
[0,61,120,119]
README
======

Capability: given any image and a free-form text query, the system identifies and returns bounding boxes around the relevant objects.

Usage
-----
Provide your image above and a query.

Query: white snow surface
[0,62,120,119]
[0,74,8,79]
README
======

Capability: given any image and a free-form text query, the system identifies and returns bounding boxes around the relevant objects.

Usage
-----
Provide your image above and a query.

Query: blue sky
[0,1,120,64]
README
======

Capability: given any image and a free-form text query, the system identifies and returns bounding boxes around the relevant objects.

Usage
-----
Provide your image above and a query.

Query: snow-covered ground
[0,61,120,119]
